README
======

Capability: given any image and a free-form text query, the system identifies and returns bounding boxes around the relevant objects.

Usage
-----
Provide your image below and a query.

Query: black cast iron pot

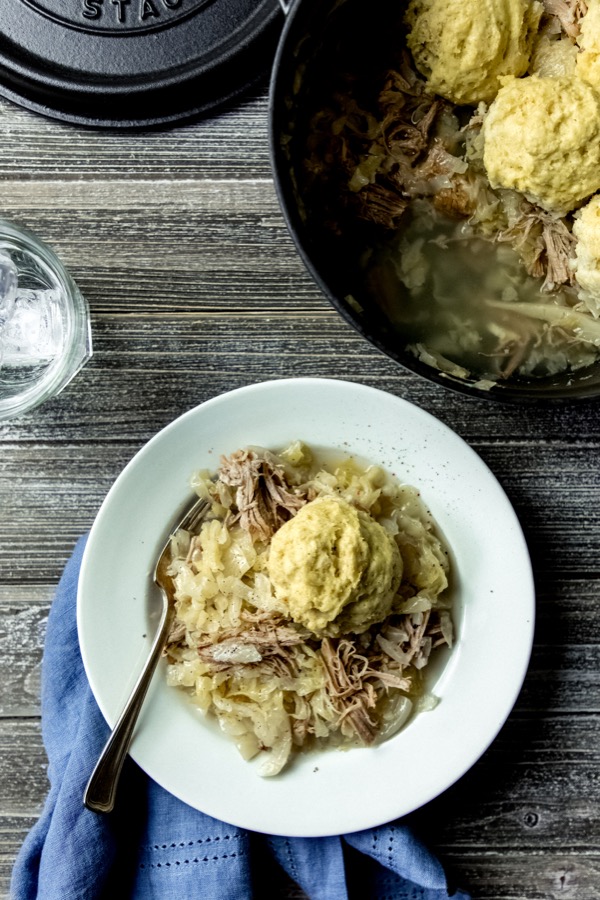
[268,0,600,403]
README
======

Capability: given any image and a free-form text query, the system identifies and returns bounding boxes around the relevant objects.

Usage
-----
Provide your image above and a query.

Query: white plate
[78,378,534,836]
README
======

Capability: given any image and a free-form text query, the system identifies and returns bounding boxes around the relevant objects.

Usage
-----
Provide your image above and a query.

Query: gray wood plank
[0,94,273,181]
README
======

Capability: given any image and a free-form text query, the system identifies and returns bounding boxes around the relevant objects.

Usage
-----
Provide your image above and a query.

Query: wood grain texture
[0,86,599,900]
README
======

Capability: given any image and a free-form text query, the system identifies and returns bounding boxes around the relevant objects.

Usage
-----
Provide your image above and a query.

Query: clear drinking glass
[0,219,92,421]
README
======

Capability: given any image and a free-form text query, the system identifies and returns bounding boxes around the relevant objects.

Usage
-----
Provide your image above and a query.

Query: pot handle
[278,0,294,13]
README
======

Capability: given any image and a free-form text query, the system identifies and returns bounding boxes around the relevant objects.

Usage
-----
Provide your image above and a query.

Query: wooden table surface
[0,77,599,900]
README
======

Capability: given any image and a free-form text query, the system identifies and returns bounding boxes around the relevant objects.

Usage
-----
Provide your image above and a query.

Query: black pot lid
[0,0,284,127]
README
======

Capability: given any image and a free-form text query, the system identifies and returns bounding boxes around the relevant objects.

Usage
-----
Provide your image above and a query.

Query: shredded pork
[219,448,307,541]
[542,0,587,38]
[196,620,306,671]
[498,207,577,291]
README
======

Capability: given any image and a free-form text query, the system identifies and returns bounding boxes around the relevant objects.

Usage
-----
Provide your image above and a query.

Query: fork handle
[83,600,173,814]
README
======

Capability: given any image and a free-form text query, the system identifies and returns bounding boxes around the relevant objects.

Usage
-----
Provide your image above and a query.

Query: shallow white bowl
[78,377,534,836]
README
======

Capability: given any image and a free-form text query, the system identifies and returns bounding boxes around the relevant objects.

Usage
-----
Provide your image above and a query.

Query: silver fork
[83,495,210,814]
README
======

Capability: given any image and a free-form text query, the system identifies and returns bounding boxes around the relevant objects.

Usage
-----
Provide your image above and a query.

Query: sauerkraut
[164,442,454,776]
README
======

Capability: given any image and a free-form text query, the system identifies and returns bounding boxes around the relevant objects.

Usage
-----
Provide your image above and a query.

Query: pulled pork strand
[193,619,306,671]
[219,448,307,542]
[321,637,379,744]
[497,207,577,291]
[542,0,587,38]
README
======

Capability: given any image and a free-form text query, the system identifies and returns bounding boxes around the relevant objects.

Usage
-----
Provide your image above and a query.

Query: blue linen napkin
[11,536,470,900]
